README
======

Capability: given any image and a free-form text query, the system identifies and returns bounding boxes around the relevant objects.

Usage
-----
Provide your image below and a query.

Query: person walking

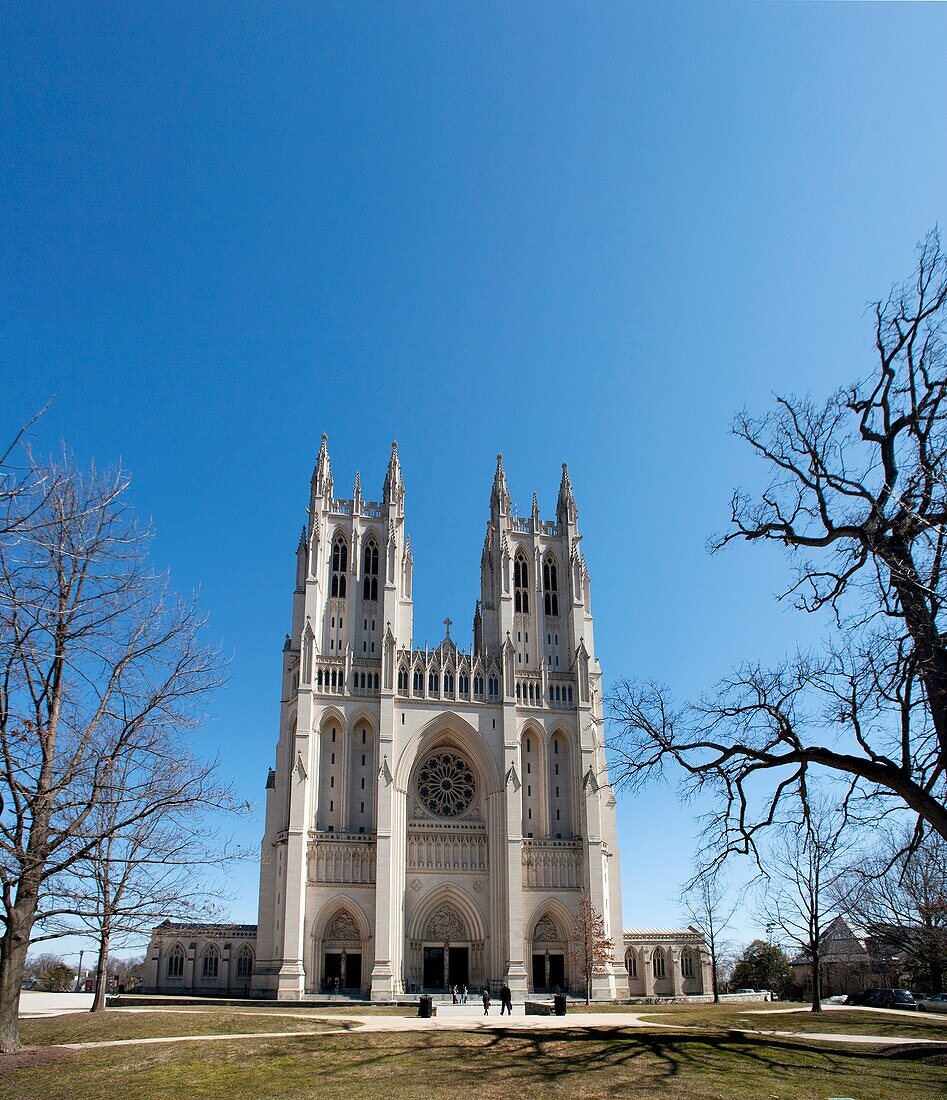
[482,987,491,1015]
[451,984,458,1004]
[461,984,468,1004]
[500,984,512,1016]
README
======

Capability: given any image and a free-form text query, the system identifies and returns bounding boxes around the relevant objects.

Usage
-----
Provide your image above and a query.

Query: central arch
[406,883,487,992]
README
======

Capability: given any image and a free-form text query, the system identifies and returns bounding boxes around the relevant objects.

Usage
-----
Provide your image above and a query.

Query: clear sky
[3,3,947,953]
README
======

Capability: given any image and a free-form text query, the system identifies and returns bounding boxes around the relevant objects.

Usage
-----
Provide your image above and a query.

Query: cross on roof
[443,617,452,638]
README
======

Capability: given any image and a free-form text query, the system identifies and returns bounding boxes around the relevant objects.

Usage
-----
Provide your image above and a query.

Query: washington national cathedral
[143,439,712,1000]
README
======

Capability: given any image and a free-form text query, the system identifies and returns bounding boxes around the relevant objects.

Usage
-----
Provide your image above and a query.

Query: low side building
[142,921,257,996]
[623,927,712,997]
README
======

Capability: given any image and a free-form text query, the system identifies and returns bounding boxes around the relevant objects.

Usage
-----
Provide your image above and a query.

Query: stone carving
[326,912,360,942]
[426,905,466,942]
[533,915,560,943]
[417,752,475,818]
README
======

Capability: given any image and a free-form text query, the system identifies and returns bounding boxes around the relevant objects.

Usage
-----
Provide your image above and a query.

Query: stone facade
[142,921,257,996]
[623,927,712,996]
[252,440,630,1001]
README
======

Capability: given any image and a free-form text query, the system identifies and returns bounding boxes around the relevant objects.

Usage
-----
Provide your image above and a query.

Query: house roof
[152,920,258,937]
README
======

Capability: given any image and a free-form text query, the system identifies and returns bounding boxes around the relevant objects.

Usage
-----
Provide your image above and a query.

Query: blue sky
[3,3,947,951]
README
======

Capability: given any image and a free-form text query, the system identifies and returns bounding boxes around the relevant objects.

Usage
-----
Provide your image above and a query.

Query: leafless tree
[609,231,947,855]
[35,746,246,1012]
[759,800,850,1013]
[0,453,224,1051]
[841,827,947,994]
[679,863,738,1002]
[568,893,613,1005]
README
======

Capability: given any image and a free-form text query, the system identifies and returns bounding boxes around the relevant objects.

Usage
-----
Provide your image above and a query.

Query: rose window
[417,752,475,817]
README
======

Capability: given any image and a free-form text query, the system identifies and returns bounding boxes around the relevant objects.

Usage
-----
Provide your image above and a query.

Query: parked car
[871,988,918,1010]
[732,988,756,994]
[754,989,778,1001]
[845,988,881,1006]
[917,993,947,1013]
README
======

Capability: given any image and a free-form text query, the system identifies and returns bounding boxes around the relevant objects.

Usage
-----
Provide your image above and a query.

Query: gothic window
[444,670,454,693]
[413,667,423,693]
[473,675,484,697]
[682,950,695,979]
[362,537,379,601]
[488,675,499,697]
[428,671,439,693]
[331,536,348,599]
[625,951,637,978]
[543,556,559,617]
[653,948,666,979]
[398,667,408,692]
[235,945,254,980]
[514,552,529,613]
[417,752,475,817]
[459,672,469,694]
[166,943,184,978]
[201,945,220,979]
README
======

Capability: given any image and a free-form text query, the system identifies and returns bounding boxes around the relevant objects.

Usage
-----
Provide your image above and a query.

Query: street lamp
[74,949,85,993]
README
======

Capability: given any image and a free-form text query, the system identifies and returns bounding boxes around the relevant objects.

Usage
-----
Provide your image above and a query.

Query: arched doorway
[420,904,470,991]
[530,912,569,993]
[320,909,364,992]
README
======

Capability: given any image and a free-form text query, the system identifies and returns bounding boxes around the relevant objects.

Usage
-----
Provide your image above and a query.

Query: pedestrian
[451,984,458,1004]
[500,984,512,1016]
[461,984,468,1004]
[482,987,491,1015]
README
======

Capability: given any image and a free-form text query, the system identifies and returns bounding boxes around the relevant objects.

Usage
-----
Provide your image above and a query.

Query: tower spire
[557,461,577,526]
[311,433,333,501]
[490,453,511,521]
[383,440,404,509]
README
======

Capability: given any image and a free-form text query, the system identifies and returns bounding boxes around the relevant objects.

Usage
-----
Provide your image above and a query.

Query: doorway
[532,952,566,991]
[423,946,445,989]
[448,947,469,990]
[324,952,362,990]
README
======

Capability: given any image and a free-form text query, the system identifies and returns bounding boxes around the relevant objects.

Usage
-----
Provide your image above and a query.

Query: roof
[623,927,704,940]
[152,921,258,937]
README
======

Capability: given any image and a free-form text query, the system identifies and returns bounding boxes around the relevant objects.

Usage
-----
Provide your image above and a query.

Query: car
[732,988,756,995]
[754,989,778,1001]
[871,988,918,1010]
[845,988,881,1006]
[917,993,947,1013]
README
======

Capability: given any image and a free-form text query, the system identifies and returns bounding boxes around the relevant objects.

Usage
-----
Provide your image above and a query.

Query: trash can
[418,995,433,1018]
[554,994,567,1016]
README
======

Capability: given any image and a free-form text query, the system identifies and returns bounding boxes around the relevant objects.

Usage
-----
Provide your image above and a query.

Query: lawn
[630,1003,947,1040]
[2,1025,946,1100]
[17,1010,345,1046]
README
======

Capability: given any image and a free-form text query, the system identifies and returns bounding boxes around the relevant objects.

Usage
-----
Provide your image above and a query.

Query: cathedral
[142,439,711,1000]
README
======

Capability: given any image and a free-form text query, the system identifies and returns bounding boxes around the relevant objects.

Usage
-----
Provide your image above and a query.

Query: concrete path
[19,991,95,1017]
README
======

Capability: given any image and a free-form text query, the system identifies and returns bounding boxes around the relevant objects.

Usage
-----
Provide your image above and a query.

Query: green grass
[2,1028,946,1100]
[18,1010,345,1046]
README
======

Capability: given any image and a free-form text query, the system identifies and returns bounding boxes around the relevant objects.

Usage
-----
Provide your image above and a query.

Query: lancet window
[331,536,348,598]
[166,943,184,978]
[235,945,254,979]
[514,552,530,613]
[362,537,379,601]
[201,945,220,979]
[543,555,559,617]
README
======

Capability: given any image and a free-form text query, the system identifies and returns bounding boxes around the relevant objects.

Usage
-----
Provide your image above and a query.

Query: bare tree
[609,232,947,853]
[760,801,850,1013]
[679,863,738,1002]
[568,893,613,1005]
[35,747,245,1012]
[0,454,223,1051]
[842,827,947,994]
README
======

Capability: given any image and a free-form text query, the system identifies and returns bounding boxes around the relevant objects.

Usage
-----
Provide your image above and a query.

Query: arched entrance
[421,904,470,991]
[530,911,569,993]
[319,908,364,992]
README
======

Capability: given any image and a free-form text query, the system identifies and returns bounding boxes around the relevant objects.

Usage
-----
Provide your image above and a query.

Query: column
[670,947,681,996]
[501,706,528,997]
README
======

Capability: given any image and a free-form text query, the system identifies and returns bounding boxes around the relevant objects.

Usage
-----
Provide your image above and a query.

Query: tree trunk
[91,927,111,1012]
[711,951,720,1003]
[0,887,42,1052]
[810,953,823,1013]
